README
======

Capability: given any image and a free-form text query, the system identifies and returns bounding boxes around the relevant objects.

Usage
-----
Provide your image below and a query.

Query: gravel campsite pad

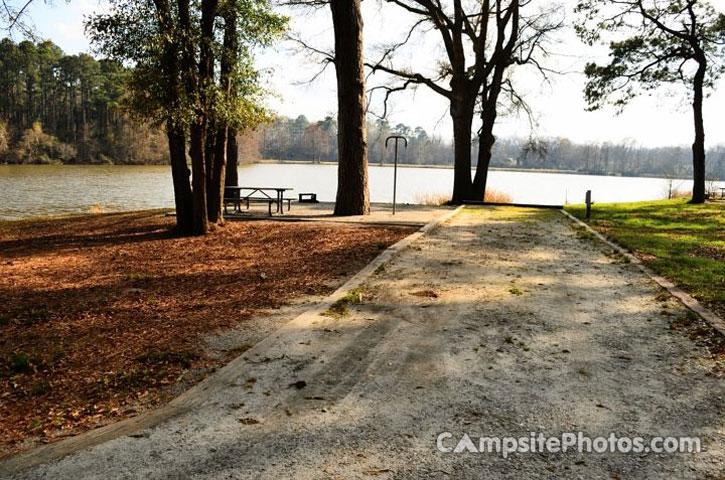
[4,206,725,479]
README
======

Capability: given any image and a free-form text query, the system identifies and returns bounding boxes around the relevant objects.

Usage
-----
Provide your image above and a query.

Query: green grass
[461,206,559,222]
[322,288,364,318]
[566,199,725,313]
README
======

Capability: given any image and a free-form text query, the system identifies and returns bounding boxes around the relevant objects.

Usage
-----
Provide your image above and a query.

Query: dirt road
[6,207,724,479]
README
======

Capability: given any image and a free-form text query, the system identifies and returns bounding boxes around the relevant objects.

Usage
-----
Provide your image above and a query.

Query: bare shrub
[705,175,719,198]
[662,169,685,199]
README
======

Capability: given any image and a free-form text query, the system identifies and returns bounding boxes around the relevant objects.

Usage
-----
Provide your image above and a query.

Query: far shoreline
[0,160,713,183]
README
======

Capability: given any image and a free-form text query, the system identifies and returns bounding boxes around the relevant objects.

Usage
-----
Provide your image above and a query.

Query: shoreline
[251,159,708,181]
[2,161,712,182]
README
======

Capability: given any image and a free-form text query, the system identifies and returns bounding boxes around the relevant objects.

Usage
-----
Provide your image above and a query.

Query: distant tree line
[2,37,723,182]
[0,38,167,165]
[498,138,725,179]
[257,115,453,166]
[257,115,725,179]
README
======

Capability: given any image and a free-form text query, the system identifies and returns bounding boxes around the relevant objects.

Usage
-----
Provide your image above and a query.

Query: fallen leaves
[0,211,414,457]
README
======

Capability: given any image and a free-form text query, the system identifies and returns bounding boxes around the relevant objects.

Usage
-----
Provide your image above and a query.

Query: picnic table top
[225,186,293,191]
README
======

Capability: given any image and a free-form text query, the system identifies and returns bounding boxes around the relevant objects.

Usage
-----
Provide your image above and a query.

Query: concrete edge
[0,205,464,476]
[560,209,725,337]
[463,200,563,209]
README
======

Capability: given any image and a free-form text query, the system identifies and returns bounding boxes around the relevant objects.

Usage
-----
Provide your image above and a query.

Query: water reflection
[0,163,706,220]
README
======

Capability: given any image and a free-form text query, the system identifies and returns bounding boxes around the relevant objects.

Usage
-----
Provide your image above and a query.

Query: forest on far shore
[0,38,169,165]
[2,38,724,180]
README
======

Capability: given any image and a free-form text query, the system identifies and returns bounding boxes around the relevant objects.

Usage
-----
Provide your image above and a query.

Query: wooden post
[585,190,592,219]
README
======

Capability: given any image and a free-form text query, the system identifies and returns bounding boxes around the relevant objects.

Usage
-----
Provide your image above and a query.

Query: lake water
[0,163,714,220]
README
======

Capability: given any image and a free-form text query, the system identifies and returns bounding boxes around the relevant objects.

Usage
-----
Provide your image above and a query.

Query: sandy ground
[227,201,455,227]
[6,206,725,479]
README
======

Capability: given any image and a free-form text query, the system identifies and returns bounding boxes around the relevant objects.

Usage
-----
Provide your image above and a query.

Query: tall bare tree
[576,0,725,204]
[1,0,34,34]
[368,0,561,203]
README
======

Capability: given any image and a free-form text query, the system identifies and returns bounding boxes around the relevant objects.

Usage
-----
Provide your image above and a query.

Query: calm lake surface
[0,163,714,220]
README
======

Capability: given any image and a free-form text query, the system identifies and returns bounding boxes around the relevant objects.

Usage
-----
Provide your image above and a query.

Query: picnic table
[224,186,294,216]
[719,186,725,198]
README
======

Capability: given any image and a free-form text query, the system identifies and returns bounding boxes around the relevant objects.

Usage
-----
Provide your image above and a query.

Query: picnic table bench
[224,187,294,216]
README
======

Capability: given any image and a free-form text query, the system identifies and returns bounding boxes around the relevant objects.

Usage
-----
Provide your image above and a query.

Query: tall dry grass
[483,189,512,203]
[414,193,451,206]
[87,205,109,214]
[414,189,512,205]
[670,190,692,199]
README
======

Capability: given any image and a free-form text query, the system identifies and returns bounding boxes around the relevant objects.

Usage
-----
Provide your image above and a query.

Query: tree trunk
[155,0,196,235]
[186,0,219,234]
[166,120,194,234]
[450,91,475,204]
[472,130,494,201]
[472,72,504,201]
[207,127,228,223]
[225,128,239,187]
[330,0,370,216]
[208,7,238,223]
[223,5,239,190]
[205,125,217,208]
[189,123,209,234]
[691,56,707,204]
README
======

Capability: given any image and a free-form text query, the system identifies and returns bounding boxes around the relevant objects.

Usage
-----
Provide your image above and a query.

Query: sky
[6,0,725,148]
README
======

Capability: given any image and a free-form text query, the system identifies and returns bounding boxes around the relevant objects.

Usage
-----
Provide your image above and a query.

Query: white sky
[8,0,725,148]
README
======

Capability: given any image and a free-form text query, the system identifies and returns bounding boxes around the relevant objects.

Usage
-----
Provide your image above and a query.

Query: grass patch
[572,225,596,241]
[566,199,725,317]
[29,379,51,396]
[462,206,555,222]
[508,286,524,296]
[8,353,32,374]
[323,288,364,318]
